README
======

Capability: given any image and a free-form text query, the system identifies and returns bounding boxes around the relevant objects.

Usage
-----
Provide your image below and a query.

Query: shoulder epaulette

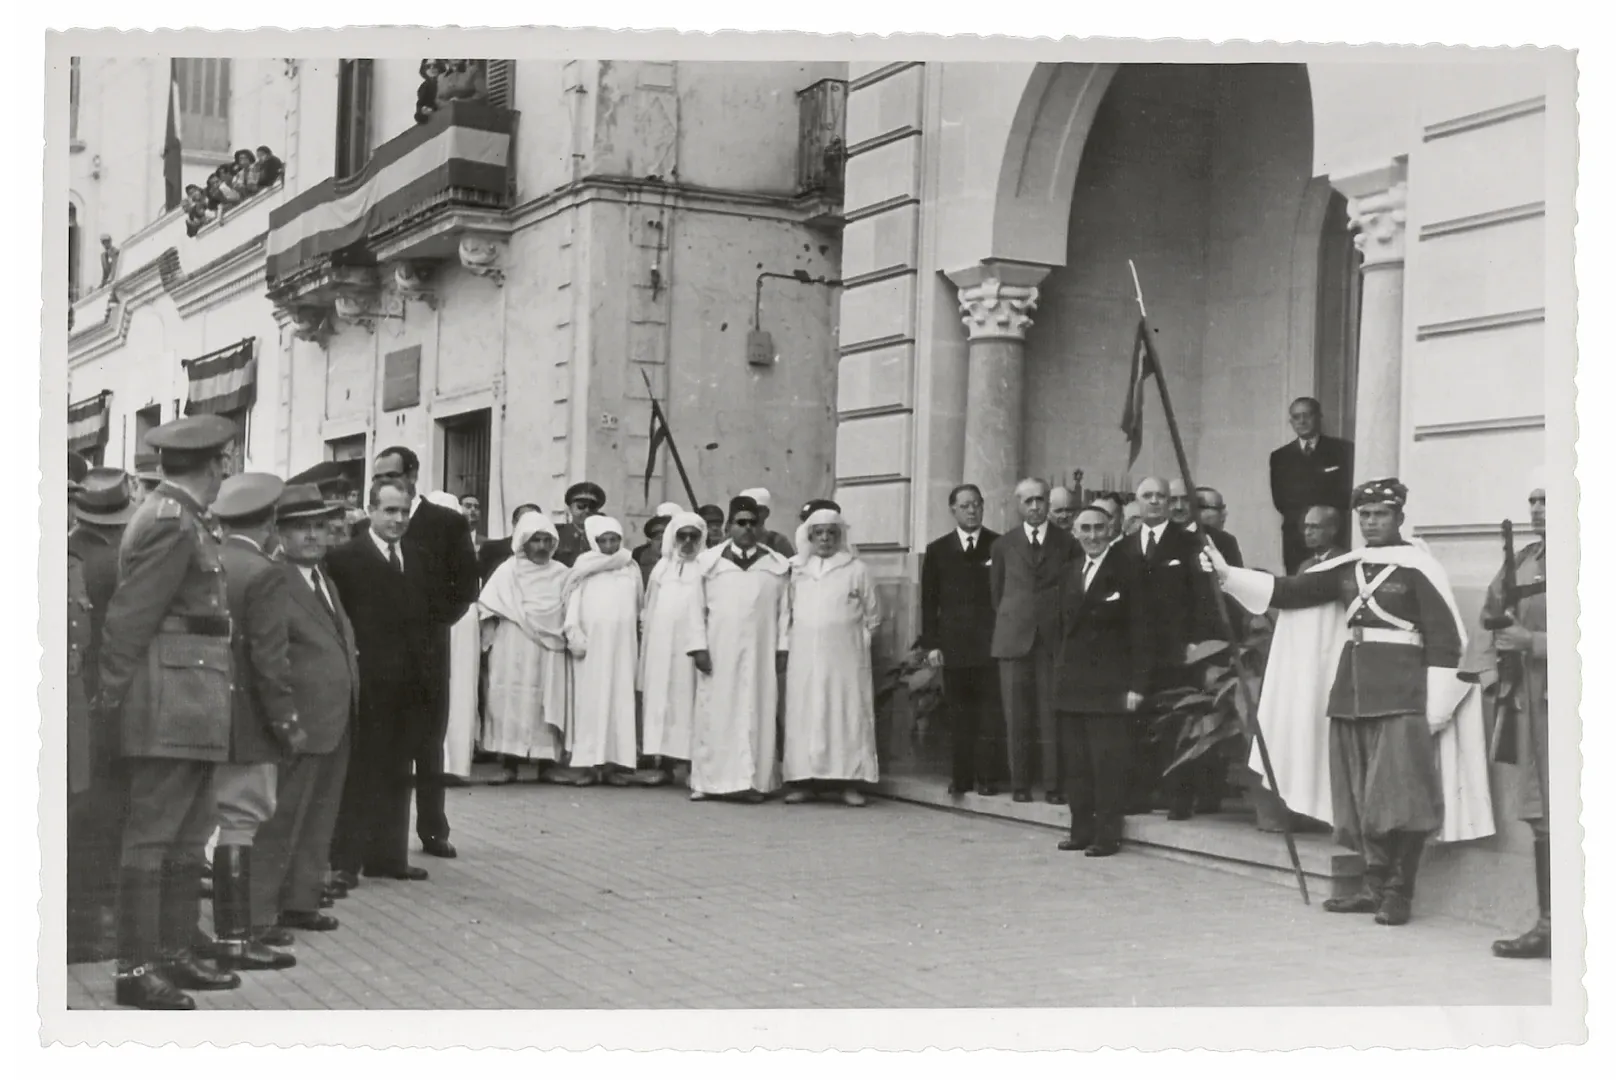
[156,497,183,520]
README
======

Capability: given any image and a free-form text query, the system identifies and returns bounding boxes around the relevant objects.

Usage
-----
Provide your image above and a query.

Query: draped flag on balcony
[67,391,112,455]
[183,338,258,416]
[266,100,514,282]
[163,59,183,213]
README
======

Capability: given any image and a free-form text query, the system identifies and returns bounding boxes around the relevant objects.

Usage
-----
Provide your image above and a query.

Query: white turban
[661,511,708,561]
[739,487,772,509]
[655,501,684,519]
[425,490,463,512]
[512,510,558,553]
[584,515,624,550]
[793,508,857,566]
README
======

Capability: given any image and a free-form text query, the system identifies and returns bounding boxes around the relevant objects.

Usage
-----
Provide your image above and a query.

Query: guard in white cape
[1202,478,1494,927]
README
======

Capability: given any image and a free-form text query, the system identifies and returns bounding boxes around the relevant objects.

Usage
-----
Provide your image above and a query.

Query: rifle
[1481,520,1523,764]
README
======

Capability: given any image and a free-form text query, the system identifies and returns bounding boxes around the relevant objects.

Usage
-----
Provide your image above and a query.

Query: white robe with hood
[562,516,643,769]
[638,511,707,761]
[478,511,570,761]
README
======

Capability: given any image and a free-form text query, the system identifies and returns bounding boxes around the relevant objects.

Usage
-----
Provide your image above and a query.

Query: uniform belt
[159,615,233,637]
[1349,627,1423,647]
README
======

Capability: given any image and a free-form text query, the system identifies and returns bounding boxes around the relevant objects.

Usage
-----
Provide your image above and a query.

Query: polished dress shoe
[946,782,969,797]
[223,939,297,971]
[116,967,195,1010]
[421,838,457,859]
[318,894,335,909]
[1492,920,1551,960]
[1044,791,1065,806]
[1374,892,1412,926]
[364,865,429,881]
[279,910,339,932]
[253,925,295,948]
[324,882,349,900]
[163,953,242,992]
[1012,790,1032,804]
[1084,842,1121,858]
[975,782,998,797]
[1057,838,1094,853]
[333,870,359,891]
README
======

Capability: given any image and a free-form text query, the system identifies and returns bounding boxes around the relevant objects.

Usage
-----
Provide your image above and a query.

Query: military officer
[211,473,305,972]
[67,465,138,962]
[94,414,242,1010]
[556,481,605,567]
[1205,479,1490,927]
[1466,476,1551,959]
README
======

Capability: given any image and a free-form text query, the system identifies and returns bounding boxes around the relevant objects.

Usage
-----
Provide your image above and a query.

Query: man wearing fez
[1462,474,1552,960]
[1204,478,1494,927]
[685,494,792,803]
[556,482,606,568]
[250,485,359,945]
[67,465,137,962]
[209,474,307,972]
[94,415,243,1009]
[738,487,796,557]
[1269,396,1354,573]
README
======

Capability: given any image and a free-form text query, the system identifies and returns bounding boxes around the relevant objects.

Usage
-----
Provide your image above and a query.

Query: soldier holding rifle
[1462,472,1551,960]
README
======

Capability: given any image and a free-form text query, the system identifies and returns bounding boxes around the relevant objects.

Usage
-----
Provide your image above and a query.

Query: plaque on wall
[383,345,422,412]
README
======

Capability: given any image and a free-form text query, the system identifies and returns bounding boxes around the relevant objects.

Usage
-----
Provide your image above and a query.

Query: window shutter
[484,60,514,110]
[335,59,375,179]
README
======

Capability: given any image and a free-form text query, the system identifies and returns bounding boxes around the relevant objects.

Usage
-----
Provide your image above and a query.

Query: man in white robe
[478,511,570,782]
[782,511,882,806]
[639,512,707,784]
[685,495,791,803]
[562,515,643,782]
[425,491,482,781]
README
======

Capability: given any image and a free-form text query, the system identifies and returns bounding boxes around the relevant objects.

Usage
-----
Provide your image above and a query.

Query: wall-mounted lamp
[750,269,842,367]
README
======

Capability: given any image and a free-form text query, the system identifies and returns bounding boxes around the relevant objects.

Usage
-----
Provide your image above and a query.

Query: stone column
[1334,160,1409,481]
[945,262,1051,533]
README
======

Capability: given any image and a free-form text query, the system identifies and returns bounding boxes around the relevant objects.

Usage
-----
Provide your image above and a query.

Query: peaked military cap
[147,414,239,453]
[565,481,606,508]
[1352,477,1408,510]
[728,494,761,522]
[275,483,342,521]
[74,467,135,525]
[212,472,285,521]
[287,460,350,490]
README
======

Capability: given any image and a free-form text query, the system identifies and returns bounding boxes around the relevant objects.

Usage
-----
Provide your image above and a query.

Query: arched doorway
[1019,62,1320,572]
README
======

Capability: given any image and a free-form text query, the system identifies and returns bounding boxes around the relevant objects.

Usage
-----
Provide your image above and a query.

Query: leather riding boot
[1375,833,1423,926]
[1493,836,1552,959]
[1323,867,1385,914]
[159,859,240,992]
[113,867,193,1010]
[212,846,296,971]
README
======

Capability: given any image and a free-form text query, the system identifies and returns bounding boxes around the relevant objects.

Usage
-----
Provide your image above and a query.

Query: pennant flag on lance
[1120,315,1161,469]
[639,369,700,511]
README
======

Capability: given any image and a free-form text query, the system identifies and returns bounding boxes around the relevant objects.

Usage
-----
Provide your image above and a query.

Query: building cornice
[507,175,840,236]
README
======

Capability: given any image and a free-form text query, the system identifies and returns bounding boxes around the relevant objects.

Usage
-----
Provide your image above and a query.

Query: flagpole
[1127,260,1311,906]
[639,368,700,510]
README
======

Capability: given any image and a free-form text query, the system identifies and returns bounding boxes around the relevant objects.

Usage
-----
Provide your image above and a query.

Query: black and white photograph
[31,12,1587,1053]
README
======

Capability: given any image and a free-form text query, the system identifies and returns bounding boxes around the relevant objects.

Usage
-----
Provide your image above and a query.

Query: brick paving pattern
[66,784,1550,1009]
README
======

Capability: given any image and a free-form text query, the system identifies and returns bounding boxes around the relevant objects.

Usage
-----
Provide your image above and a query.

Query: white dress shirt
[1139,521,1167,557]
[956,528,983,553]
[1081,549,1108,593]
[368,527,404,570]
[1024,522,1047,546]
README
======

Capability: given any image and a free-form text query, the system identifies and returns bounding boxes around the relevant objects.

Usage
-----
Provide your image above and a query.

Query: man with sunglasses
[556,482,606,568]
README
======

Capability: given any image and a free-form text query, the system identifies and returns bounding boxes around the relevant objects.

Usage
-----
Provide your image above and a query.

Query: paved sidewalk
[66,783,1551,1009]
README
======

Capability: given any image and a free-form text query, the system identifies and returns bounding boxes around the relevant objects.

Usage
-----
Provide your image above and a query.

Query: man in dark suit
[1194,486,1244,569]
[1055,506,1152,856]
[251,484,359,941]
[1269,396,1354,573]
[371,446,479,859]
[211,474,306,972]
[325,477,436,882]
[478,502,542,584]
[919,483,1002,796]
[1122,476,1222,820]
[989,478,1078,804]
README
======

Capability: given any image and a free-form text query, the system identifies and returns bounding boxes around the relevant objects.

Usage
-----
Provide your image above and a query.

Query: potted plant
[874,637,945,747]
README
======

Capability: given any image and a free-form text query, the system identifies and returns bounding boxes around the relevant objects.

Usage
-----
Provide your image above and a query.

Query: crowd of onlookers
[182,146,284,237]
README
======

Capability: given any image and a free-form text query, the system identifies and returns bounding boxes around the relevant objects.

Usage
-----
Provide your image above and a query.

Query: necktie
[1145,529,1158,560]
[388,542,402,574]
[309,569,334,616]
[965,535,975,555]
[1083,558,1097,593]
[1302,440,1313,456]
[1030,528,1041,551]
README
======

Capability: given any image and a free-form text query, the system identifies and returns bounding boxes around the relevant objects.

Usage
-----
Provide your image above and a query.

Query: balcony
[265,99,517,342]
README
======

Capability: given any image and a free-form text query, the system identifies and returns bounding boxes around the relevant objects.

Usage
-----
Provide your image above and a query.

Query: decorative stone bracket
[458,234,507,286]
[390,259,439,310]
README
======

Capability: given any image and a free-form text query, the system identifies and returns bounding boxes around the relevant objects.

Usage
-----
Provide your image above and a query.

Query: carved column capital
[1331,159,1409,269]
[946,262,1052,343]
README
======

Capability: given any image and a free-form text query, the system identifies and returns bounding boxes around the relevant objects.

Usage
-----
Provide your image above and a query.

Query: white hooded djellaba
[684,519,792,797]
[562,515,643,771]
[477,510,570,763]
[426,490,483,778]
[638,511,707,762]
[783,510,883,785]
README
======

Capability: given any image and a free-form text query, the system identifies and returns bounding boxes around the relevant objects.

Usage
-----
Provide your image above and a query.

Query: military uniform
[95,415,242,1009]
[556,482,606,568]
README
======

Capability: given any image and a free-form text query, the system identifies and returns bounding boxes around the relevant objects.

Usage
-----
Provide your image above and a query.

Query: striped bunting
[184,338,258,417]
[267,100,513,282]
[67,392,111,454]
